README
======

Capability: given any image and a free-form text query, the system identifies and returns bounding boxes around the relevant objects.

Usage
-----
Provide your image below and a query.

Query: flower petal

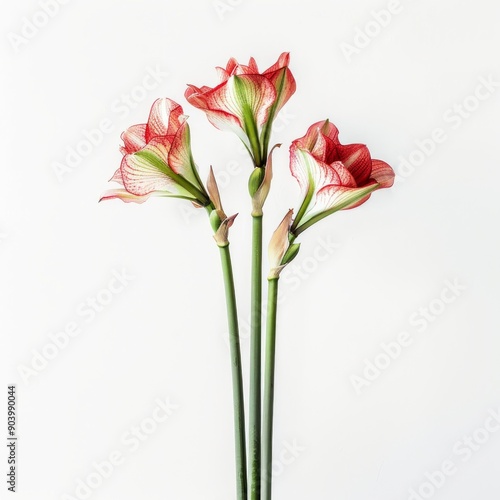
[335,143,372,185]
[314,183,380,214]
[262,52,296,117]
[262,52,290,76]
[295,120,340,155]
[370,159,395,188]
[99,189,172,204]
[109,167,124,184]
[327,161,358,188]
[120,141,189,198]
[234,56,260,75]
[290,145,342,197]
[167,122,201,186]
[188,74,276,129]
[120,124,146,155]
[145,98,185,142]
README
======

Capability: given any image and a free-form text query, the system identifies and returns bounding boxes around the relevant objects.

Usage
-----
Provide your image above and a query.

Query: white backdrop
[2,1,500,499]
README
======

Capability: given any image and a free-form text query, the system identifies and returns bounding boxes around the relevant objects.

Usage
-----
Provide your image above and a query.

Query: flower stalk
[249,213,263,500]
[219,243,248,500]
[262,276,279,500]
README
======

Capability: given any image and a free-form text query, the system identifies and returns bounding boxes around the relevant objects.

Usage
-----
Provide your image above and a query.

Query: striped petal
[234,57,259,75]
[370,159,395,188]
[109,167,124,184]
[290,145,342,198]
[186,74,276,131]
[314,183,379,215]
[167,122,201,187]
[262,52,296,117]
[120,140,190,198]
[120,124,147,155]
[145,98,186,142]
[99,189,179,204]
[334,143,372,185]
[295,120,340,157]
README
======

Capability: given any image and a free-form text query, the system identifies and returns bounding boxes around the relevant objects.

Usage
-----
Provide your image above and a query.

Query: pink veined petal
[225,57,239,75]
[186,75,277,144]
[370,159,395,188]
[263,52,290,75]
[99,189,158,204]
[186,84,214,99]
[204,110,252,149]
[234,57,259,75]
[307,128,336,163]
[185,84,224,113]
[316,134,339,163]
[289,144,310,196]
[295,120,340,153]
[319,120,340,143]
[293,124,320,152]
[99,189,188,204]
[109,168,124,184]
[145,98,185,142]
[208,74,277,128]
[247,57,259,73]
[327,161,358,188]
[120,142,182,197]
[167,122,199,185]
[314,182,379,214]
[120,124,147,155]
[216,66,230,83]
[335,143,373,185]
[263,69,296,117]
[186,84,249,146]
[289,145,342,197]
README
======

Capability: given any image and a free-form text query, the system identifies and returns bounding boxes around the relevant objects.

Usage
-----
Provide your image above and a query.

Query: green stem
[262,277,279,500]
[250,215,263,499]
[219,244,248,500]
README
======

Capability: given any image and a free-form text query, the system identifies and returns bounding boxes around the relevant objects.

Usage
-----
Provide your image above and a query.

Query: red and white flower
[185,53,296,166]
[101,98,209,205]
[290,120,395,233]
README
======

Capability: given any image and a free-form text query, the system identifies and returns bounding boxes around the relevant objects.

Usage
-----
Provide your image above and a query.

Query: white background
[1,0,500,499]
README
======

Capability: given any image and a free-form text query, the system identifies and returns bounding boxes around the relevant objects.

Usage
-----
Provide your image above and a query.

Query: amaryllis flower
[101,98,209,206]
[290,120,395,234]
[185,53,296,167]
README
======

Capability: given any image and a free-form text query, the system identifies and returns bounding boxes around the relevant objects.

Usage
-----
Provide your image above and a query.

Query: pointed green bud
[209,209,222,232]
[213,214,238,247]
[281,243,301,266]
[250,144,280,216]
[248,167,265,197]
[268,209,294,279]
